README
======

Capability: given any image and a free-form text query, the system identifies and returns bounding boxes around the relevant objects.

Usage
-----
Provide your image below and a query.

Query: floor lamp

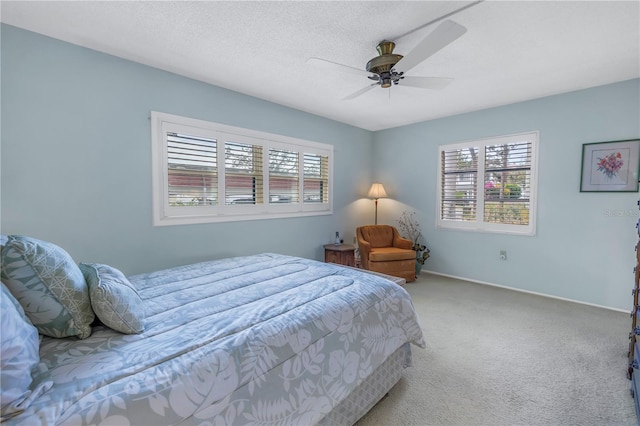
[368,182,387,225]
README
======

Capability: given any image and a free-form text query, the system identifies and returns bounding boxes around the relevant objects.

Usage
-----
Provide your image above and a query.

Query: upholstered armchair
[356,225,416,283]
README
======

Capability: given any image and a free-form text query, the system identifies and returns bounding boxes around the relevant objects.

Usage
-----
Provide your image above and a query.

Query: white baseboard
[419,270,628,314]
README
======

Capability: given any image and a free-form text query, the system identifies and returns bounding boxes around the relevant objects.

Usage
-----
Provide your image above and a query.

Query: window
[269,148,299,204]
[437,132,538,235]
[151,112,333,225]
[225,141,263,205]
[167,132,217,207]
[303,153,329,203]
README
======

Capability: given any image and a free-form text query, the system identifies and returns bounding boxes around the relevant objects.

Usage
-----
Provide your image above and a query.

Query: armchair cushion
[369,247,416,262]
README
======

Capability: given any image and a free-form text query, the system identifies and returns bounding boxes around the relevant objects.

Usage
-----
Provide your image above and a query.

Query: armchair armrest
[358,239,371,252]
[356,229,372,269]
[393,235,413,250]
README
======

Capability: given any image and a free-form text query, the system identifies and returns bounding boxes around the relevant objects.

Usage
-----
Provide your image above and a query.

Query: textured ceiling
[2,1,639,131]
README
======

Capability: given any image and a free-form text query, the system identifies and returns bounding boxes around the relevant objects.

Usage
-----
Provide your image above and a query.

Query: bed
[1,235,425,426]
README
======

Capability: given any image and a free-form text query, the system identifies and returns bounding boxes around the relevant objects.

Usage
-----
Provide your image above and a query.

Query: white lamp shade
[368,183,388,199]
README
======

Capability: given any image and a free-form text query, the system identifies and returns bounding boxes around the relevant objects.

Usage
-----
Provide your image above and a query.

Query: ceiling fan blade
[342,84,377,101]
[394,20,467,74]
[400,76,453,90]
[306,57,370,78]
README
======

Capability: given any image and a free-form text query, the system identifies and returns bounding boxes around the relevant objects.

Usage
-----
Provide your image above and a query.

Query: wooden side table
[324,244,356,267]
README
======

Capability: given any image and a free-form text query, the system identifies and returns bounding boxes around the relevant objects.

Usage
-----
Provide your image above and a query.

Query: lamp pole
[374,198,379,224]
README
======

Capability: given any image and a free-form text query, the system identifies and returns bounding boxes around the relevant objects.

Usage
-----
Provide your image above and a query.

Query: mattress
[9,253,425,425]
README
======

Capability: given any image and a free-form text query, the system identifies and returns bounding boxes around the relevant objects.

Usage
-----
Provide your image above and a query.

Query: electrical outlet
[500,250,507,261]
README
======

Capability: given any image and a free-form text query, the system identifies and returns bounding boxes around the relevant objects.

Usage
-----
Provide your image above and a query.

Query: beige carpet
[356,273,637,426]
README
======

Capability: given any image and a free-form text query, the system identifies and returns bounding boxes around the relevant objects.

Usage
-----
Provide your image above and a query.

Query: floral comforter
[10,253,425,425]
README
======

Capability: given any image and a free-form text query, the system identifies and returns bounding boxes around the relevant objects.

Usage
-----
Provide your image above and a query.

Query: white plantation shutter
[167,133,217,206]
[437,132,538,235]
[303,153,329,203]
[152,112,333,225]
[483,141,533,225]
[225,142,263,205]
[440,146,478,221]
[269,148,299,204]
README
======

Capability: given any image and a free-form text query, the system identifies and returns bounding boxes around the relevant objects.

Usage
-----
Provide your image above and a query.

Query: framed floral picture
[580,139,640,192]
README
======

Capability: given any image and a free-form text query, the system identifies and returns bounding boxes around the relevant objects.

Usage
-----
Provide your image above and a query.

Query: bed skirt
[319,343,412,425]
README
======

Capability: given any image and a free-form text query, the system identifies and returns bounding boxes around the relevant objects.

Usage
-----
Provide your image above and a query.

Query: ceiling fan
[307,19,467,100]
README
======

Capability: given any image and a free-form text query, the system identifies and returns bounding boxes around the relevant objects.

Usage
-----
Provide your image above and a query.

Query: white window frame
[436,131,539,236]
[151,112,333,226]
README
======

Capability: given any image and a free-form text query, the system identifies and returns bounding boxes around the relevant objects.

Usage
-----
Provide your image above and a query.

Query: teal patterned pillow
[80,263,145,334]
[0,236,94,339]
[1,283,41,418]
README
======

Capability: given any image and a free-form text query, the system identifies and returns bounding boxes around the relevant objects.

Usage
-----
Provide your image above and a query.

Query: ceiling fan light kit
[366,41,404,88]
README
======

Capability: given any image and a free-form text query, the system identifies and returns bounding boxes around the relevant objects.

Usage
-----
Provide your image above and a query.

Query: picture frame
[580,139,640,192]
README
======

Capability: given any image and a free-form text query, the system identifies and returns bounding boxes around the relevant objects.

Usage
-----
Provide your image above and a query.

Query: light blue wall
[3,24,639,310]
[373,79,640,310]
[0,24,373,274]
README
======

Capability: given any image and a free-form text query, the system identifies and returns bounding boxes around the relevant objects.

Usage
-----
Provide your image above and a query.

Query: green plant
[504,183,521,199]
[397,211,431,265]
